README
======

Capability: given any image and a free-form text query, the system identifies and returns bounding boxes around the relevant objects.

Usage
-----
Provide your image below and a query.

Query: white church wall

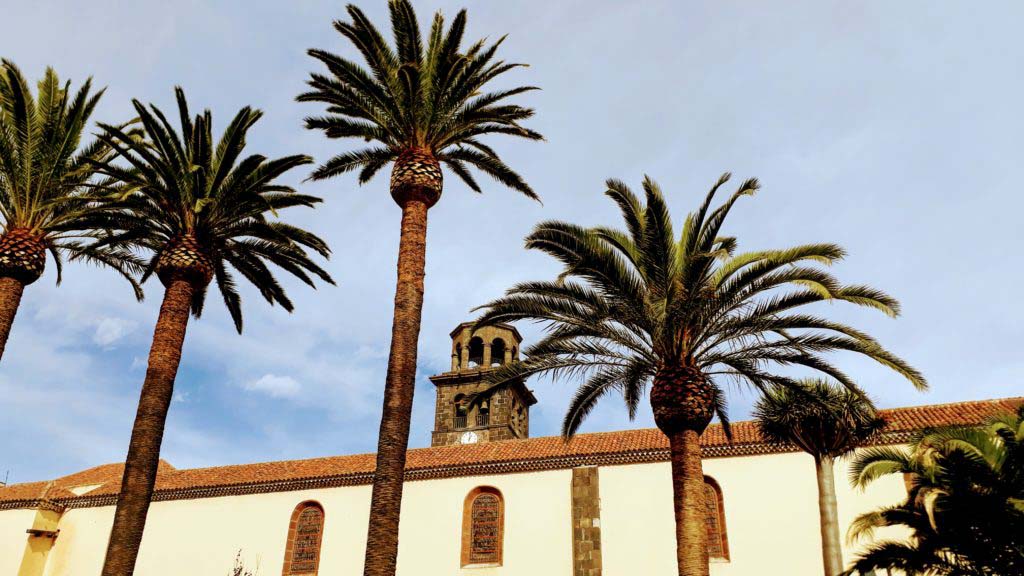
[600,450,908,576]
[40,485,373,576]
[33,468,573,576]
[3,448,910,576]
[396,469,574,576]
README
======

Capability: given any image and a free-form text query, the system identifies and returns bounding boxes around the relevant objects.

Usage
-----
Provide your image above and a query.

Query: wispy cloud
[242,374,302,398]
[93,317,137,348]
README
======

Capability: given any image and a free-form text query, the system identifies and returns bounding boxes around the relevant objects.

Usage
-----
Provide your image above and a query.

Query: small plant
[230,550,259,576]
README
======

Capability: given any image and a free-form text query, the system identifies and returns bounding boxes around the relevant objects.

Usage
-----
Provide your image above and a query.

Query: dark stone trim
[571,467,602,576]
[0,499,65,512]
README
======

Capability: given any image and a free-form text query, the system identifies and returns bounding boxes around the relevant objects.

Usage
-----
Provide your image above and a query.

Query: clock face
[460,431,479,445]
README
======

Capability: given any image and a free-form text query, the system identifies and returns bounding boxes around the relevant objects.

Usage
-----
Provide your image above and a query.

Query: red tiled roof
[0,460,175,505]
[2,397,1020,508]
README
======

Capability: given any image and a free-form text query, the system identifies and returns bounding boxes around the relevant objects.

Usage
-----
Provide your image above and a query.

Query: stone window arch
[704,477,729,560]
[490,338,506,366]
[282,501,325,575]
[461,486,504,567]
[467,337,484,367]
[454,394,469,429]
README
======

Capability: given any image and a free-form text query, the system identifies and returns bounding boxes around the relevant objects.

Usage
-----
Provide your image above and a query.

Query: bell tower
[430,322,537,447]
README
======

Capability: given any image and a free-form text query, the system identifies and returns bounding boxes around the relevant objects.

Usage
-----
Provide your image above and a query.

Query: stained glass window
[284,502,324,575]
[461,487,504,566]
[704,479,729,559]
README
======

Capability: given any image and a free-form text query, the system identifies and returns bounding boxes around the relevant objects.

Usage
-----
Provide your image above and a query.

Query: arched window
[704,477,729,560]
[282,501,325,575]
[467,337,484,367]
[461,487,504,566]
[490,338,506,366]
[454,394,468,429]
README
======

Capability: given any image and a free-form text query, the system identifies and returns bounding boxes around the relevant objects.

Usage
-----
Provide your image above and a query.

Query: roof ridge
[877,395,1024,412]
[4,396,1021,493]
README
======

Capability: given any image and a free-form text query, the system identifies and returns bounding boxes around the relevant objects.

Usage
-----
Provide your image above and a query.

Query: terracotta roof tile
[2,396,1020,506]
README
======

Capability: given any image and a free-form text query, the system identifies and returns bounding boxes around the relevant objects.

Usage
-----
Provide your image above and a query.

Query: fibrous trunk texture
[156,234,214,287]
[390,148,442,208]
[669,430,710,576]
[650,363,716,436]
[362,199,430,576]
[815,455,844,576]
[0,228,47,284]
[652,363,715,576]
[0,276,26,361]
[101,279,194,576]
[0,229,47,362]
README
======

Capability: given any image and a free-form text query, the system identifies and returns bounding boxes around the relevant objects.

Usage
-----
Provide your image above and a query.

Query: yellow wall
[0,452,907,576]
[0,509,37,575]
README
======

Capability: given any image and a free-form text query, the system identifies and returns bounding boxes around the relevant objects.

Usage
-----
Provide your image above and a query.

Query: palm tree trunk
[669,429,709,576]
[101,278,194,576]
[0,276,25,361]
[815,455,844,576]
[362,199,429,576]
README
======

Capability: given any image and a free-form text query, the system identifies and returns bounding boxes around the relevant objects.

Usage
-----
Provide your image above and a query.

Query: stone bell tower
[430,322,537,447]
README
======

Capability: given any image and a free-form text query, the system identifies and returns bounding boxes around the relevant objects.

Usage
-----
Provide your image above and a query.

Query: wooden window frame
[461,486,504,567]
[703,476,730,561]
[282,500,325,575]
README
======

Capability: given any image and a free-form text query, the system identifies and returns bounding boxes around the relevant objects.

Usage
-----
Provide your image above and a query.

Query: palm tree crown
[755,379,886,458]
[846,405,1024,575]
[89,88,334,331]
[0,60,140,290]
[298,0,543,205]
[476,174,926,438]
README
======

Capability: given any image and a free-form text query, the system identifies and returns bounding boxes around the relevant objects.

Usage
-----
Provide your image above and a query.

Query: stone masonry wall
[571,466,603,576]
[431,374,530,446]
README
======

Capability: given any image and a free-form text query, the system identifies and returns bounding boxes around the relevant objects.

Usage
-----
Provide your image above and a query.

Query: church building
[2,322,1021,576]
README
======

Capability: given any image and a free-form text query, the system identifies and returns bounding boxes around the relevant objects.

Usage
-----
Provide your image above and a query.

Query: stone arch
[490,338,507,366]
[453,394,468,428]
[467,337,484,367]
[703,476,729,560]
[282,500,325,575]
[461,486,504,567]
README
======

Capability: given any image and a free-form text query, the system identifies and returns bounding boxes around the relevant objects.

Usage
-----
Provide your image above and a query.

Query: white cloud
[93,317,137,348]
[242,374,302,398]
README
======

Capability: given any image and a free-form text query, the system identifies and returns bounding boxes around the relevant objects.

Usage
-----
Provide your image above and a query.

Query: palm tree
[474,175,926,576]
[754,379,885,576]
[299,3,541,574]
[846,404,1024,576]
[0,60,141,360]
[88,88,333,576]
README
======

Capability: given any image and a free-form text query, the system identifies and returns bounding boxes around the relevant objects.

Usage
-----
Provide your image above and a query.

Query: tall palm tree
[0,60,141,360]
[754,379,885,576]
[846,404,1024,576]
[299,3,541,574]
[88,88,333,576]
[474,175,926,576]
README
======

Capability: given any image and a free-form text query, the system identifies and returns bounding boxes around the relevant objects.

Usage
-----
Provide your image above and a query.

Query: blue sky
[2,1,1022,484]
